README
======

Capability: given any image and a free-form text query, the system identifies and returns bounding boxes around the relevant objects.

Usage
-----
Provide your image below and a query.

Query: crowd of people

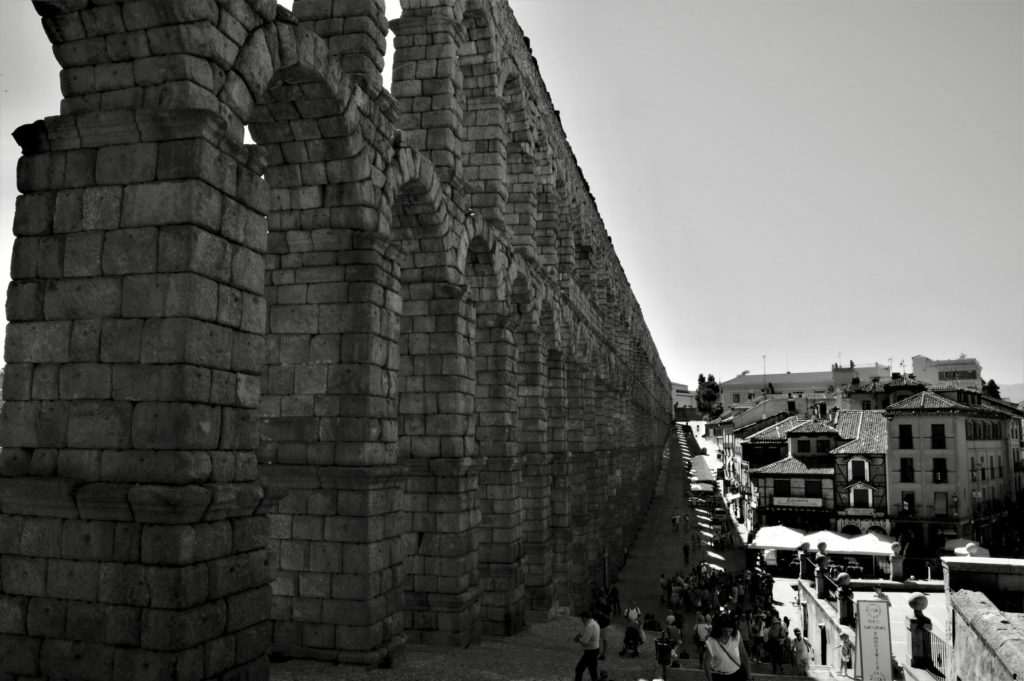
[574,561,824,680]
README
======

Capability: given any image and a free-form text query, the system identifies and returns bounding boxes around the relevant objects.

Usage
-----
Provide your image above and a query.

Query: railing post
[907,592,935,671]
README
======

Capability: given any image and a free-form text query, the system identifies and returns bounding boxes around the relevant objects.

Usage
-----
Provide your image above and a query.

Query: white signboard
[774,496,823,508]
[856,599,893,681]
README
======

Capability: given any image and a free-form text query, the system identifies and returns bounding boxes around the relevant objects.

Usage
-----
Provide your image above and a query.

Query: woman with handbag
[703,614,750,681]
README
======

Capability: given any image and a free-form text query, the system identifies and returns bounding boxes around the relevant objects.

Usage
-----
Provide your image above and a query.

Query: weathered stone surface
[3,0,673,676]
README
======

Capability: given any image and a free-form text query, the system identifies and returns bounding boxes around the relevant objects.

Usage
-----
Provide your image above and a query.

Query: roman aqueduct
[0,0,673,678]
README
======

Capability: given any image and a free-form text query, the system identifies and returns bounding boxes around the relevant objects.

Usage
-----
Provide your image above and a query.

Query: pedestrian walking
[702,613,750,681]
[573,611,601,681]
[836,632,855,677]
[792,628,813,676]
[672,511,681,531]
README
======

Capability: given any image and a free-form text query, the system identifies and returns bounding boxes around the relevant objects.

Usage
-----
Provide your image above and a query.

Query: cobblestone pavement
[273,616,667,681]
[273,428,708,681]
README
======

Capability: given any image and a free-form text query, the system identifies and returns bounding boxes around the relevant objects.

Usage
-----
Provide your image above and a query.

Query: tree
[983,379,1001,399]
[697,373,723,418]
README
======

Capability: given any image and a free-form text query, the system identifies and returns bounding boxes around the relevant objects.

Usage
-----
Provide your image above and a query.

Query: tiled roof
[832,411,888,455]
[886,391,964,412]
[750,456,834,476]
[850,380,887,394]
[787,419,840,436]
[747,416,807,442]
[886,375,928,389]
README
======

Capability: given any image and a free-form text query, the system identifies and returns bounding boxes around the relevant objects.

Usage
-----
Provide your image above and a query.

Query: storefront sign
[844,508,877,517]
[856,599,892,681]
[773,496,823,508]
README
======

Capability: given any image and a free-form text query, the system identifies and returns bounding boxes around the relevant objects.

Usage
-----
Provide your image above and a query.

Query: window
[747,392,754,400]
[934,492,948,516]
[902,492,916,515]
[797,440,811,454]
[898,425,913,449]
[732,393,740,403]
[861,400,871,410]
[774,479,791,497]
[850,460,867,482]
[931,424,946,449]
[971,457,977,482]
[787,401,796,413]
[852,488,870,508]
[933,457,947,484]
[805,480,822,498]
[816,439,831,453]
[900,458,915,483]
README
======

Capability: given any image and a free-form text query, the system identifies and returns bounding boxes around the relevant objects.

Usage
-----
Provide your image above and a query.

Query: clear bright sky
[1,1,1022,393]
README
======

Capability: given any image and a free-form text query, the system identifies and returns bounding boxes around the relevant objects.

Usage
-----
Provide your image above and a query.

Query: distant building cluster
[702,355,1023,562]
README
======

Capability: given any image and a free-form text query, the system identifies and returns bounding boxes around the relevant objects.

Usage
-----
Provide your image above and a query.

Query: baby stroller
[619,624,644,658]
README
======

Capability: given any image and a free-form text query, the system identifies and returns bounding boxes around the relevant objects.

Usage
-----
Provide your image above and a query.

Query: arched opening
[388,151,481,647]
[466,232,526,634]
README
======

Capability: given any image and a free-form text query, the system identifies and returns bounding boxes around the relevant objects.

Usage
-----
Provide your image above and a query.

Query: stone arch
[381,146,451,242]
[503,74,538,260]
[239,18,412,667]
[466,228,526,634]
[534,133,560,272]
[459,4,508,227]
[388,151,480,646]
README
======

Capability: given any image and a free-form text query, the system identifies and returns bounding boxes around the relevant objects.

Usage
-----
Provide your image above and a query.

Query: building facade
[885,388,1022,555]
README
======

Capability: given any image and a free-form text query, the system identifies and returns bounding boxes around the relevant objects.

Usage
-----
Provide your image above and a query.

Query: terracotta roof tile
[750,456,833,476]
[832,411,888,454]
[787,419,840,436]
[747,416,807,442]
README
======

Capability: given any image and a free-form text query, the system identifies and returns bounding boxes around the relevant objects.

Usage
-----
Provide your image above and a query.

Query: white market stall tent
[845,531,899,557]
[748,525,807,551]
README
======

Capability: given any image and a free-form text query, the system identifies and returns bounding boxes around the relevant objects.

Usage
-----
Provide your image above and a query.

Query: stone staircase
[659,658,838,680]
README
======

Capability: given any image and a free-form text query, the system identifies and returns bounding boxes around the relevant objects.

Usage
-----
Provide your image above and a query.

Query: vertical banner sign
[856,599,893,681]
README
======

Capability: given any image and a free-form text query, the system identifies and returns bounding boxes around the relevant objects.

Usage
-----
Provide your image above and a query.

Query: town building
[885,386,1023,555]
[747,411,889,534]
[912,354,984,390]
[719,361,889,409]
[671,382,698,420]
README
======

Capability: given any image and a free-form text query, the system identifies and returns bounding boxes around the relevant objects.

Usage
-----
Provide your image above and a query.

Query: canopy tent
[943,537,975,552]
[748,525,807,551]
[801,530,853,554]
[845,531,899,557]
[953,542,990,557]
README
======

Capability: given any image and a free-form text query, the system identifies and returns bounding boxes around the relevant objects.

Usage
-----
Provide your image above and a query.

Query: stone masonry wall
[0,0,674,678]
